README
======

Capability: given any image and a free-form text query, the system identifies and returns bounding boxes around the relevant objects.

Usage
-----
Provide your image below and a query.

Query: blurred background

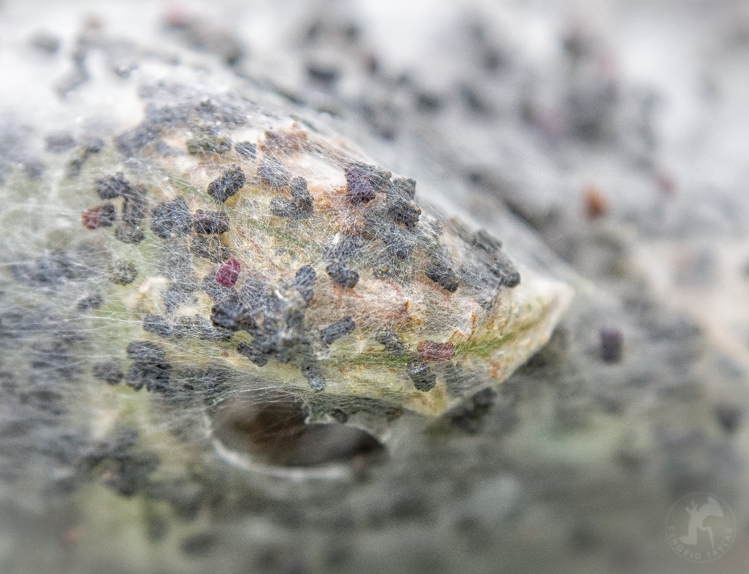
[2,0,749,573]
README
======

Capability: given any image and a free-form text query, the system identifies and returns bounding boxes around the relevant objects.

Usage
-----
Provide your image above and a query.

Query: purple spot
[216,259,240,287]
[345,167,376,204]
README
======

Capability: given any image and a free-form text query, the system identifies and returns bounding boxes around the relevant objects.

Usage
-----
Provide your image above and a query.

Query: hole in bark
[211,393,385,467]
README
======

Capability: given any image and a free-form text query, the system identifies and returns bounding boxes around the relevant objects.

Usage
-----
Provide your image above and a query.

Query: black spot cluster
[270,177,313,219]
[207,165,245,203]
[345,166,378,204]
[425,257,460,293]
[193,210,230,234]
[209,266,354,391]
[258,157,292,189]
[12,251,94,286]
[293,265,316,304]
[190,236,231,263]
[93,361,123,385]
[143,313,232,342]
[90,173,148,244]
[407,358,437,392]
[151,197,192,238]
[108,260,138,285]
[326,261,359,288]
[320,317,355,345]
[375,328,407,357]
[322,235,361,288]
[79,429,161,498]
[472,229,520,288]
[125,341,171,393]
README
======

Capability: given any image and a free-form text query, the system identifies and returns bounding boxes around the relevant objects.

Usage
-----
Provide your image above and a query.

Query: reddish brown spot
[216,258,240,287]
[417,340,455,363]
[584,183,608,219]
[81,206,102,229]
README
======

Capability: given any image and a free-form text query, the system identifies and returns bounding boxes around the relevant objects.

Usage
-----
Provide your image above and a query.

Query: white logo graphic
[665,493,736,562]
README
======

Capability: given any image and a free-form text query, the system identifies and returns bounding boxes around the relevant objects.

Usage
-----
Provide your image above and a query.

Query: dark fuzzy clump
[345,166,377,204]
[290,177,313,212]
[375,328,407,357]
[203,274,239,305]
[207,165,245,203]
[117,178,144,216]
[116,183,148,244]
[143,315,173,338]
[326,261,359,288]
[190,236,231,263]
[300,356,326,391]
[600,328,623,363]
[125,341,171,392]
[172,315,233,341]
[382,228,413,259]
[486,253,521,288]
[93,361,123,385]
[186,127,232,155]
[293,265,316,304]
[236,341,269,367]
[109,260,138,285]
[95,172,130,200]
[407,358,437,392]
[193,210,230,234]
[151,198,192,238]
[390,177,416,199]
[323,235,362,262]
[320,317,356,345]
[271,177,314,218]
[386,193,421,230]
[425,259,460,292]
[258,157,292,189]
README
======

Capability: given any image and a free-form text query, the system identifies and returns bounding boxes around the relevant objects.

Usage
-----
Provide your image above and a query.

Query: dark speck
[143,315,172,338]
[293,265,316,304]
[126,341,171,393]
[95,172,130,200]
[30,30,61,54]
[207,165,245,203]
[425,259,460,293]
[193,210,230,234]
[307,62,340,85]
[600,327,623,363]
[180,533,217,557]
[715,404,742,434]
[109,260,137,285]
[320,317,355,345]
[45,132,76,152]
[386,193,421,230]
[345,166,376,204]
[237,342,268,366]
[258,157,292,189]
[390,177,416,199]
[326,261,359,288]
[190,236,231,263]
[416,92,443,113]
[151,197,192,238]
[375,328,407,357]
[93,361,123,385]
[407,359,436,392]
